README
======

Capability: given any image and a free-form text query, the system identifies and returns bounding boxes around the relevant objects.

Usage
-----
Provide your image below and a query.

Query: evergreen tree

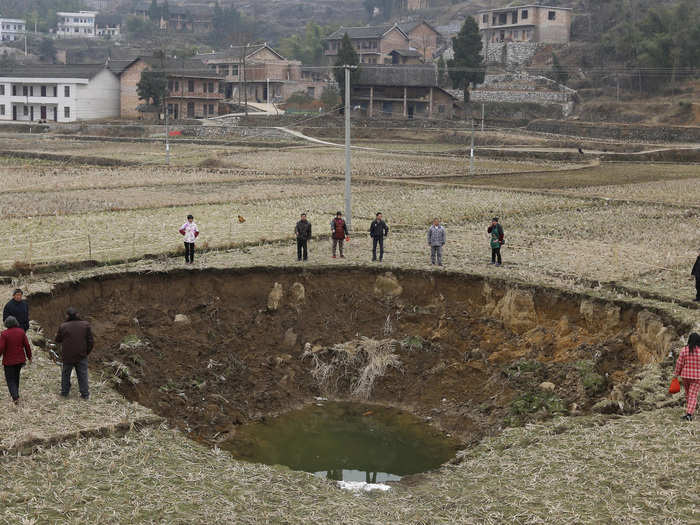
[333,33,360,104]
[148,0,160,22]
[447,17,485,103]
[137,71,168,107]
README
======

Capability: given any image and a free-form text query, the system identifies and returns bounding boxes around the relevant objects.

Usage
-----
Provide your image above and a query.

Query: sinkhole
[30,267,684,479]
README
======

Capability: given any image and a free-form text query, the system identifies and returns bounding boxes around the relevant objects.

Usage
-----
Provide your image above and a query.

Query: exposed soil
[29,267,683,446]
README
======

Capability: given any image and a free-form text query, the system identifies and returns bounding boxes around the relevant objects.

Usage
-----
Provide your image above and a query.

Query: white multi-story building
[0,18,26,42]
[0,65,120,123]
[56,11,97,38]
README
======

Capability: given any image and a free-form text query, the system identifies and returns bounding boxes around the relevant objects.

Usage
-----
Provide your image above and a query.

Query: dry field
[0,134,699,524]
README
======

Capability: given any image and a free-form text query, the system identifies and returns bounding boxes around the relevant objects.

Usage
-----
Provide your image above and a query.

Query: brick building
[477,5,572,45]
[324,24,410,65]
[398,20,442,61]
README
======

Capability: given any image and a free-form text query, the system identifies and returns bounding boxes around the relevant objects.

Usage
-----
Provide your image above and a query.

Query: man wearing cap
[55,307,94,400]
[487,217,505,266]
[3,289,29,332]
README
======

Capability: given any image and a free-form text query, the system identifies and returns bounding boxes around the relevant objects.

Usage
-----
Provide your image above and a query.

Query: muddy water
[220,402,462,482]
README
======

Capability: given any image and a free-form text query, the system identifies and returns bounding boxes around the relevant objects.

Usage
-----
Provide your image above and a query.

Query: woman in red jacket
[673,332,700,421]
[0,316,32,404]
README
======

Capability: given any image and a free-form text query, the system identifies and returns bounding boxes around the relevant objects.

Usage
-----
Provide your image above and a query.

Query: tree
[333,33,360,104]
[211,3,245,47]
[321,86,341,111]
[38,38,56,64]
[437,56,449,88]
[137,71,168,107]
[148,0,160,22]
[279,22,335,65]
[447,17,485,103]
[551,53,568,85]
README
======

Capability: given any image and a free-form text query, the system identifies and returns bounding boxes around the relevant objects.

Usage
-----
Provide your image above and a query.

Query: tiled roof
[0,64,106,79]
[356,64,437,87]
[326,24,407,40]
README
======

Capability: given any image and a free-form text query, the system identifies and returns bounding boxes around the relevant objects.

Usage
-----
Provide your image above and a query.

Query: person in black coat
[3,289,29,332]
[369,212,389,262]
[692,248,700,301]
[295,213,312,262]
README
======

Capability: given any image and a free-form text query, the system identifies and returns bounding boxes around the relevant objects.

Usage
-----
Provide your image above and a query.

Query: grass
[0,409,695,523]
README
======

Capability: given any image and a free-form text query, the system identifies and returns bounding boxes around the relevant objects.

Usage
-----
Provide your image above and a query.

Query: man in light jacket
[56,307,94,400]
[179,214,199,264]
[427,218,446,266]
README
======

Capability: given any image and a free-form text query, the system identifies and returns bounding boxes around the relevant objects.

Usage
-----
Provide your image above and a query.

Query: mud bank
[29,267,686,445]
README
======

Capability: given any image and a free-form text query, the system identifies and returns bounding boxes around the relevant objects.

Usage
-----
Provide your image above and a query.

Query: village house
[324,24,410,65]
[95,14,122,39]
[399,0,432,9]
[0,64,120,122]
[56,11,97,38]
[115,57,224,120]
[398,20,443,60]
[0,18,26,42]
[351,65,459,119]
[477,5,572,44]
[197,44,324,104]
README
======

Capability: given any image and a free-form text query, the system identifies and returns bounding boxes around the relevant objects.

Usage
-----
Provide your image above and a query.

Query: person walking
[673,332,700,421]
[369,212,389,262]
[488,217,505,266]
[3,288,29,332]
[55,307,94,400]
[295,213,312,262]
[0,316,31,404]
[427,218,446,266]
[691,248,700,301]
[179,214,199,264]
[331,211,348,259]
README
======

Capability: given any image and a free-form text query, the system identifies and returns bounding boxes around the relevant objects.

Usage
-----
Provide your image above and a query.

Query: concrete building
[95,15,121,39]
[325,24,410,65]
[0,18,26,42]
[0,64,120,122]
[398,0,432,10]
[56,11,97,38]
[477,5,572,44]
[351,65,459,119]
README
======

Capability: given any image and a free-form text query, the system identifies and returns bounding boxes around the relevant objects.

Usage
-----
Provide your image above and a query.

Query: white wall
[75,69,120,120]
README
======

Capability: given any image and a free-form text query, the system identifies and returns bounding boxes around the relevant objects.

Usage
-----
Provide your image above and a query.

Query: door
[30,106,34,121]
[174,105,179,120]
[187,102,194,118]
[12,106,17,121]
[40,106,47,120]
[53,107,57,121]
[408,105,414,119]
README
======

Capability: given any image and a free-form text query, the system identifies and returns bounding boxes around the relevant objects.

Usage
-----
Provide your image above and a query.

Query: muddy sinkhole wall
[29,268,684,443]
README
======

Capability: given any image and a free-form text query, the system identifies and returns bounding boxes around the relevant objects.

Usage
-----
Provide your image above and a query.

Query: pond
[221,401,462,482]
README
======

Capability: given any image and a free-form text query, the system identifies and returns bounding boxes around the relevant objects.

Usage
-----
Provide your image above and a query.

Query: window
[230,64,239,76]
[64,86,70,97]
[549,11,556,20]
[53,86,57,97]
[12,85,17,96]
[0,105,4,116]
[498,13,507,24]
[41,86,46,97]
[22,86,28,96]
[438,104,445,114]
[30,86,34,96]
[168,80,173,91]
[188,80,194,93]
[207,81,214,93]
[512,11,518,24]
[64,106,70,118]
[208,103,214,114]
[306,87,315,98]
[23,105,28,116]
[0,85,4,96]
[482,14,488,23]
[522,9,528,19]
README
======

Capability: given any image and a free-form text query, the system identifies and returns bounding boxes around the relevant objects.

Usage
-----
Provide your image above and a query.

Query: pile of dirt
[29,268,685,446]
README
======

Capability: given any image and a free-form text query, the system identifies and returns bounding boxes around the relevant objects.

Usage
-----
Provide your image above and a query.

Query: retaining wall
[528,119,700,143]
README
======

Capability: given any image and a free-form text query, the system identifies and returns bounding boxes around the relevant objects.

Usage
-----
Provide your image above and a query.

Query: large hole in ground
[31,268,683,479]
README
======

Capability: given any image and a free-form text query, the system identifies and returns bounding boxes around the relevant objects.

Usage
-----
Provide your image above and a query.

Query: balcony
[167,92,223,100]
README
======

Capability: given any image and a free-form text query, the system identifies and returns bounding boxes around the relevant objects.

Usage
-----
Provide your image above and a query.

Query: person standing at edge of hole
[427,218,446,267]
[369,212,389,262]
[179,214,199,265]
[488,217,505,267]
[56,307,94,400]
[295,213,312,262]
[331,211,348,259]
[673,332,700,422]
[3,288,29,333]
[0,316,31,405]
[691,248,700,302]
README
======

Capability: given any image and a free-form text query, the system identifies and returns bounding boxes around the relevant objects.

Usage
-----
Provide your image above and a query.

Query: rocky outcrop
[374,273,403,299]
[267,283,284,311]
[630,311,675,364]
[492,289,537,334]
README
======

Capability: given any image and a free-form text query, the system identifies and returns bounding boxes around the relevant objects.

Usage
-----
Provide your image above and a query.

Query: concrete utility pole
[469,118,475,174]
[481,103,485,132]
[344,65,352,230]
[243,42,249,116]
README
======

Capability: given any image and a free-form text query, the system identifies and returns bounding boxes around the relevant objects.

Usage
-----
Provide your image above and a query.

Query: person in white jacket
[179,214,199,264]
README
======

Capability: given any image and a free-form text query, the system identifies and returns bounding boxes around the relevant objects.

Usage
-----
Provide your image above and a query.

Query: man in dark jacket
[692,248,700,301]
[330,211,349,259]
[3,289,29,332]
[487,217,505,266]
[295,213,312,262]
[55,307,94,400]
[369,212,389,262]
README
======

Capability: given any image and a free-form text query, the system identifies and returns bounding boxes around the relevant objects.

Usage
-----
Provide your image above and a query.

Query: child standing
[673,332,700,421]
[179,214,199,264]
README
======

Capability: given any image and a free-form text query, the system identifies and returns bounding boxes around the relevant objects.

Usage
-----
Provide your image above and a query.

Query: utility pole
[243,42,249,116]
[164,90,170,164]
[469,118,475,175]
[344,65,352,230]
[481,103,485,132]
[266,77,270,108]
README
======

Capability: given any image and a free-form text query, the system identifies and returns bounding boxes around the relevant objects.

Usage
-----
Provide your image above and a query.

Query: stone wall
[528,119,700,143]
[484,42,542,68]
